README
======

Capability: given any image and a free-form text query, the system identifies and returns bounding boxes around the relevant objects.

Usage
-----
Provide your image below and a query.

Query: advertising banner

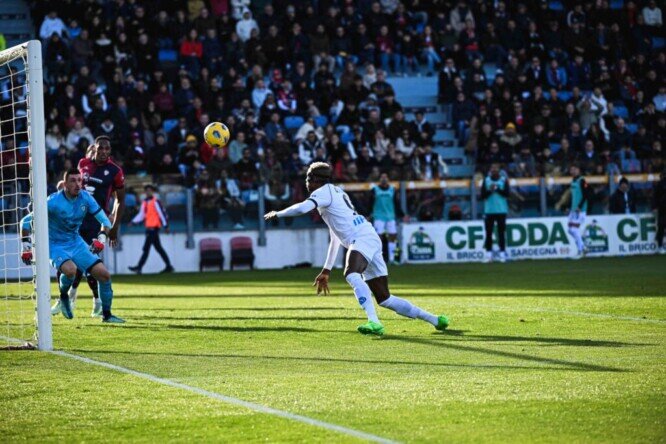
[402,214,660,263]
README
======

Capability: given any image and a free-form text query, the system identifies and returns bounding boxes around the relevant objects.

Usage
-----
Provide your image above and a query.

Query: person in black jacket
[653,170,666,253]
[609,177,637,215]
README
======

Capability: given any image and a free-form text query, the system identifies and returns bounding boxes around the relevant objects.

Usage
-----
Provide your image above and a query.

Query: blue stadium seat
[163,118,178,134]
[340,132,355,144]
[549,143,561,154]
[284,116,304,130]
[653,37,666,50]
[557,91,573,101]
[549,1,564,11]
[18,141,29,155]
[610,0,624,9]
[614,106,629,119]
[158,49,177,62]
[621,159,641,173]
[314,115,328,128]
[626,123,638,134]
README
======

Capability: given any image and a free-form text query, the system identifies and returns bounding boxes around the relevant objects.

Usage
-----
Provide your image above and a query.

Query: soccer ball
[203,122,231,148]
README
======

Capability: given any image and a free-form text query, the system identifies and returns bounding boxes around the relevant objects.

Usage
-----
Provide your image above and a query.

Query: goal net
[0,41,51,350]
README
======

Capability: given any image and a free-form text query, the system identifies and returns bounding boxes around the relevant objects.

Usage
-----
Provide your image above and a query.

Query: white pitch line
[453,303,666,324]
[48,349,398,444]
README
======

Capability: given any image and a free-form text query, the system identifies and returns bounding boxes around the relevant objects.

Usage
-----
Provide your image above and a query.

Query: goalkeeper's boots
[60,297,74,320]
[51,299,62,316]
[69,286,78,311]
[435,315,450,331]
[102,314,126,324]
[357,321,385,336]
[91,298,103,318]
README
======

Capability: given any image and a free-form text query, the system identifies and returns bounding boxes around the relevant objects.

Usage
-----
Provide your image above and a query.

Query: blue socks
[98,280,113,318]
[59,273,74,299]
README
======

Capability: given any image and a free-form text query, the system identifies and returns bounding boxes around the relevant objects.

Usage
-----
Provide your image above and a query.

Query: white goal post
[0,41,51,350]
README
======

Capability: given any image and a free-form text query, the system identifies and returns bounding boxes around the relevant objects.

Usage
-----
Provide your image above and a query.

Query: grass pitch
[2,256,666,443]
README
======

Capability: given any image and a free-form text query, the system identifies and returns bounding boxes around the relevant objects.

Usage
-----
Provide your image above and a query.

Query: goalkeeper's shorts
[50,237,102,274]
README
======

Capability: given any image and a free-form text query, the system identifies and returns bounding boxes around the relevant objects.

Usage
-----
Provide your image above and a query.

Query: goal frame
[1,41,52,350]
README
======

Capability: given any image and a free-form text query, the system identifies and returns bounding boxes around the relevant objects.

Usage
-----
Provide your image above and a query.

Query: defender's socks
[98,280,113,318]
[345,273,380,323]
[59,273,74,297]
[87,275,99,299]
[71,269,83,289]
[568,226,584,252]
[388,241,397,261]
[380,295,438,326]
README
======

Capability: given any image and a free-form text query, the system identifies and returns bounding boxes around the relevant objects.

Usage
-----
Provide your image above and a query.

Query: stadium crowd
[4,0,664,224]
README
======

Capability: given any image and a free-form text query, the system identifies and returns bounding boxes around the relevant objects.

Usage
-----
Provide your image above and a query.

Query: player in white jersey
[264,162,449,336]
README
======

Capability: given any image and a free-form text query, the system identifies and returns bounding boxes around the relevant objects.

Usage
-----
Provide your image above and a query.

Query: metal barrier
[223,174,660,245]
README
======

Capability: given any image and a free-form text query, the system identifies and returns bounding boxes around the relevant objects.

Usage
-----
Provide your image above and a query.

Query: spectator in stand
[39,10,67,41]
[195,169,222,229]
[609,177,637,214]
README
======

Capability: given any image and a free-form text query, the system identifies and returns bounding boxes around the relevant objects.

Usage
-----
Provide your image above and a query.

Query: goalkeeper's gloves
[90,232,107,254]
[21,238,33,265]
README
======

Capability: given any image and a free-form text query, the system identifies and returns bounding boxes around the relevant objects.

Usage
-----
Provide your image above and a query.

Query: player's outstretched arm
[264,199,316,221]
[313,233,341,296]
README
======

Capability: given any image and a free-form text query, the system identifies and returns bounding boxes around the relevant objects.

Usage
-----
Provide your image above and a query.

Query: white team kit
[308,184,388,281]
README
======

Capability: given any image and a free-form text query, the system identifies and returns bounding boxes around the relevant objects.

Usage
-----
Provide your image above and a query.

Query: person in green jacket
[480,163,509,263]
[567,164,592,257]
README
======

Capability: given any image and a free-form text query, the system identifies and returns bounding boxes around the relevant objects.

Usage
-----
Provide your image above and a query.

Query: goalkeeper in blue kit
[21,169,124,323]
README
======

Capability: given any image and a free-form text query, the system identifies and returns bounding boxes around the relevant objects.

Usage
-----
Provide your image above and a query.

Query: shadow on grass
[383,335,627,373]
[131,315,368,322]
[439,330,648,347]
[131,307,347,312]
[110,322,628,372]
[70,348,593,372]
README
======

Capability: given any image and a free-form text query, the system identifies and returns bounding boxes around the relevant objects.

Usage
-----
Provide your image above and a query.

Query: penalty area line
[48,349,399,444]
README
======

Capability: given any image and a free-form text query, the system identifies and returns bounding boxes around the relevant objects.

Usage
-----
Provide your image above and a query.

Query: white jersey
[308,184,378,248]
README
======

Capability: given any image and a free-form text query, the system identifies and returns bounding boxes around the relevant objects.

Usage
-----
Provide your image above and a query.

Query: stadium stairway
[0,0,33,49]
[390,76,475,178]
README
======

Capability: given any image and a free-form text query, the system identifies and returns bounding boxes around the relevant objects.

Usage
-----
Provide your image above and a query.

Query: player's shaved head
[94,136,111,164]
[306,162,332,193]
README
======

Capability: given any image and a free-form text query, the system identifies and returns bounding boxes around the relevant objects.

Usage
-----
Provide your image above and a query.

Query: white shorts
[568,211,586,228]
[373,219,397,235]
[348,234,388,281]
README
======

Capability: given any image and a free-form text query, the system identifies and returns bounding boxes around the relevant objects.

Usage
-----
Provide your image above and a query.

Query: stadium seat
[284,116,304,130]
[626,123,638,134]
[314,115,328,128]
[230,236,255,270]
[557,91,573,101]
[653,37,665,50]
[340,132,354,144]
[199,237,224,272]
[610,0,624,9]
[614,106,629,119]
[621,159,641,173]
[549,1,564,11]
[158,49,177,62]
[163,118,178,134]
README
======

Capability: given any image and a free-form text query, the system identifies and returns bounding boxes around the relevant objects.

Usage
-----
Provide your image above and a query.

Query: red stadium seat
[199,237,224,272]
[230,236,254,270]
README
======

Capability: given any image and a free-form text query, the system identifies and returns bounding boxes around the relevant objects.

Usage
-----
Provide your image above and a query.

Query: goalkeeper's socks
[380,295,438,326]
[345,273,380,323]
[87,276,99,299]
[98,280,113,317]
[59,273,74,298]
